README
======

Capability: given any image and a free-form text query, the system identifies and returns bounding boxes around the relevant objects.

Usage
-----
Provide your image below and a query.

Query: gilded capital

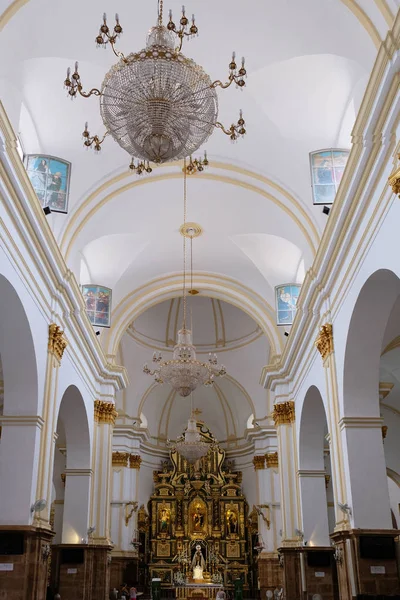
[48,323,67,362]
[315,323,334,361]
[130,454,142,469]
[389,164,400,196]
[94,400,118,425]
[112,451,129,467]
[272,401,295,426]
[265,451,279,468]
[253,455,265,470]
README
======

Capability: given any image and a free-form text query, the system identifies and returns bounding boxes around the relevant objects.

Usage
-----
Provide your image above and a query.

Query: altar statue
[159,507,170,533]
[191,544,206,580]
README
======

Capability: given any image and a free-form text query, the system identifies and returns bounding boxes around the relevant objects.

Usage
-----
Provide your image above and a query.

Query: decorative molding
[253,455,265,470]
[379,381,394,400]
[129,454,142,469]
[48,323,67,362]
[339,416,383,430]
[112,451,130,467]
[94,400,118,425]
[272,401,295,426]
[315,323,333,361]
[265,452,279,468]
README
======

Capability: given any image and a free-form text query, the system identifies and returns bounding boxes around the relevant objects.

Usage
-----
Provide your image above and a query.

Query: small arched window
[310,149,349,205]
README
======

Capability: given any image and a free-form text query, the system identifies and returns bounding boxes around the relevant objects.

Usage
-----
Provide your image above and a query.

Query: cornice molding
[260,13,400,391]
[339,416,384,430]
[0,104,128,392]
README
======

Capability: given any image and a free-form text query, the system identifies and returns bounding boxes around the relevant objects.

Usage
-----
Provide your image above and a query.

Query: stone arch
[56,385,91,543]
[0,273,38,415]
[343,269,400,417]
[298,385,330,546]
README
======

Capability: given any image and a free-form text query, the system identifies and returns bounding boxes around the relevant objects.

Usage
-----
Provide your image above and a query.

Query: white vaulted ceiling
[0,0,391,442]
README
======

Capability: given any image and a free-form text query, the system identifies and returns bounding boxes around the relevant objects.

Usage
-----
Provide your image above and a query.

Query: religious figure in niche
[191,544,206,580]
[159,507,170,533]
[226,509,238,534]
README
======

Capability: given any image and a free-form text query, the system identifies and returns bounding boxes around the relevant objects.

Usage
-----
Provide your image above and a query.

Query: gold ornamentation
[125,501,138,526]
[130,454,142,469]
[112,451,129,467]
[325,474,331,488]
[48,323,67,362]
[94,400,118,425]
[157,541,171,557]
[272,401,295,425]
[382,425,388,440]
[253,455,265,470]
[179,222,203,238]
[61,473,66,486]
[265,452,278,468]
[389,162,400,196]
[315,323,334,360]
[138,504,149,532]
[248,506,258,534]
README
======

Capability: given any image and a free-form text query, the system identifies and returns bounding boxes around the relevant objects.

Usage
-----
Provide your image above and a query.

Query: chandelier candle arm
[215,110,246,141]
[82,123,108,152]
[167,6,198,52]
[64,63,101,99]
[95,13,127,62]
[211,53,247,89]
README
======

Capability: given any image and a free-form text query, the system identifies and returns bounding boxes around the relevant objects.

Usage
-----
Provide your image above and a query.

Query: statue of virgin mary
[191,544,206,580]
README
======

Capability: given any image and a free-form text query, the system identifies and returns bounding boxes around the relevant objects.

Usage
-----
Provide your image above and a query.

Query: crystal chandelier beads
[99,36,218,163]
[173,414,211,463]
[63,4,247,169]
[143,328,226,398]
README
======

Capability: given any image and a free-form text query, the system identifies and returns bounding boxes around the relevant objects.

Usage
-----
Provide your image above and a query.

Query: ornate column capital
[112,451,129,467]
[48,323,67,362]
[129,454,142,469]
[315,323,334,360]
[265,451,279,468]
[272,401,295,425]
[253,455,266,470]
[94,400,118,425]
[389,161,400,196]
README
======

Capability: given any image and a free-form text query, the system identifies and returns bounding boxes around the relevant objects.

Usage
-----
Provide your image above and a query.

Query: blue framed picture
[82,285,112,328]
[310,149,349,205]
[275,284,301,326]
[24,154,71,213]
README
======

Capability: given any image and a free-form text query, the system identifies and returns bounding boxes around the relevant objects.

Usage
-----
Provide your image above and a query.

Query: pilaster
[90,400,118,545]
[36,324,67,527]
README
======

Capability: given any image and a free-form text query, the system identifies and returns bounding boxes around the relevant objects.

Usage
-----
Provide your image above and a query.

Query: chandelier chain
[158,0,164,26]
[183,159,187,329]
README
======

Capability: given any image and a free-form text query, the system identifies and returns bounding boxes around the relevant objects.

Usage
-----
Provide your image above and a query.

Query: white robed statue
[192,544,206,580]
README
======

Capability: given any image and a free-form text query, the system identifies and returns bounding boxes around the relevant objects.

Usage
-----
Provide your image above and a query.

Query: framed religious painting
[310,149,349,205]
[275,284,301,326]
[24,154,71,213]
[82,285,112,328]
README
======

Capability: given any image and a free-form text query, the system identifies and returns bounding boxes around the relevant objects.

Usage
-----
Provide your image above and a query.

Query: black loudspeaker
[307,551,331,567]
[60,548,85,564]
[359,535,396,560]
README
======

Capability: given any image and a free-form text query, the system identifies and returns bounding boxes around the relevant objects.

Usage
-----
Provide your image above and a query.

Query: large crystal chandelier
[63,1,247,170]
[173,412,211,463]
[143,161,226,397]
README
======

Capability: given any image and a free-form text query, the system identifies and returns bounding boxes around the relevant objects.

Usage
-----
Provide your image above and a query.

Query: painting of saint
[310,149,349,205]
[158,507,170,533]
[24,155,71,213]
[226,509,238,535]
[82,285,112,328]
[275,284,300,326]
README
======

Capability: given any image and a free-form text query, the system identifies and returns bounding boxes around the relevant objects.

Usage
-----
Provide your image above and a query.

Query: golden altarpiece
[141,422,258,596]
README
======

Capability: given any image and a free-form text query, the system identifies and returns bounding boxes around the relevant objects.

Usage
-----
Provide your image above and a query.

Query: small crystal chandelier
[143,161,226,397]
[63,0,247,170]
[170,397,215,463]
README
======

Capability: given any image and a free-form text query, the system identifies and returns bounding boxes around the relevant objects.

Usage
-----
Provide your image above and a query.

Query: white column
[0,415,43,524]
[35,324,67,525]
[340,417,391,529]
[265,452,281,550]
[110,452,140,551]
[273,402,301,545]
[62,468,92,543]
[90,401,117,544]
[298,469,330,546]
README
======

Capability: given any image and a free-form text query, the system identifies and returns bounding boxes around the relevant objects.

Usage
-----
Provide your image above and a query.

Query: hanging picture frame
[24,154,71,214]
[82,284,112,328]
